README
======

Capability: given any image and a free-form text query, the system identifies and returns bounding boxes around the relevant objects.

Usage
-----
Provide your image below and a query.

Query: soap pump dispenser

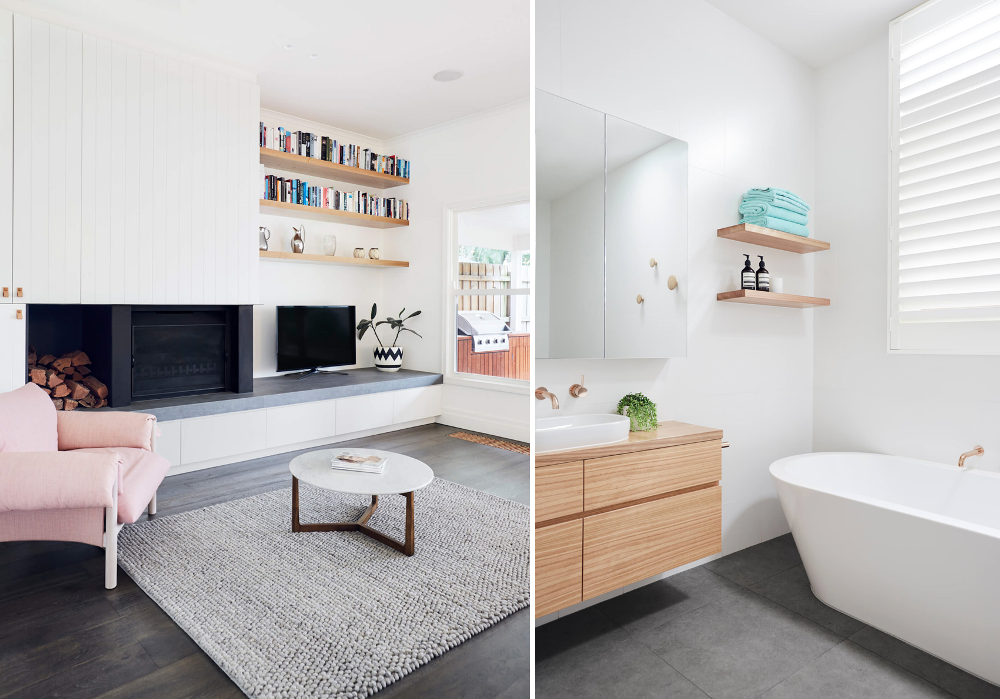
[741,254,756,290]
[756,255,770,292]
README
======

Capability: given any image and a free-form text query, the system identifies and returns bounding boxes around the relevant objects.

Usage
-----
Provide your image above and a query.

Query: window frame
[442,194,531,394]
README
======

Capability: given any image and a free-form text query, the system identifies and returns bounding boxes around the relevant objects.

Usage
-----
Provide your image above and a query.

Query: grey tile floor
[535,534,1000,699]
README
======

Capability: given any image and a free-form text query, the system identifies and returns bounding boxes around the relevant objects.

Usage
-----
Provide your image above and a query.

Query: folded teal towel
[742,193,808,215]
[746,188,810,211]
[738,200,808,225]
[740,215,810,237]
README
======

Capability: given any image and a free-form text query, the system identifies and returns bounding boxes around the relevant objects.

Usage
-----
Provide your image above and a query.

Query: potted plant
[616,392,658,432]
[357,304,422,372]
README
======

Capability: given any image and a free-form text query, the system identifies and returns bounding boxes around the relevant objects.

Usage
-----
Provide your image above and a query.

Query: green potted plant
[357,304,422,372]
[616,392,658,432]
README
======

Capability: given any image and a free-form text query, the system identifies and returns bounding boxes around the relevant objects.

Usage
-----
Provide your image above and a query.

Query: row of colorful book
[260,122,410,179]
[262,174,409,221]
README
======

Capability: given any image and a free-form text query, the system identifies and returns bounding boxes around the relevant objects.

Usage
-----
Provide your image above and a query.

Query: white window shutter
[891,0,1000,352]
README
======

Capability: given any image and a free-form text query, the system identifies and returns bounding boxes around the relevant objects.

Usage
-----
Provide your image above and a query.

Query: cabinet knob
[649,258,657,267]
[636,294,644,304]
[16,287,23,297]
[667,275,678,290]
[2,287,7,297]
[15,309,22,320]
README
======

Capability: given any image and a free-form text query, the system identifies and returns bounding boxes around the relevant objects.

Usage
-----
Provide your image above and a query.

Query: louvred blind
[891,0,1000,352]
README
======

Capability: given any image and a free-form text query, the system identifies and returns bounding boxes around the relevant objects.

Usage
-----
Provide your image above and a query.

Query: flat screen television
[276,306,356,374]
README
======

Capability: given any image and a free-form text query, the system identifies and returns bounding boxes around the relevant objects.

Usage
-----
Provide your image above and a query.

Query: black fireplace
[27,304,253,407]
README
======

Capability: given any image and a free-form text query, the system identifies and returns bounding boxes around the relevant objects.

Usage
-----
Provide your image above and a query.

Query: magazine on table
[330,452,387,474]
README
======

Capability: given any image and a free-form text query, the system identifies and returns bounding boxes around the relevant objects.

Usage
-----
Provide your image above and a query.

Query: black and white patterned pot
[373,346,403,372]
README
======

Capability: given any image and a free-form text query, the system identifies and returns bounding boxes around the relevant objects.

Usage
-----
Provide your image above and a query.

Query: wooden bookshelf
[259,199,409,229]
[717,223,829,254]
[717,289,829,308]
[259,250,409,268]
[260,148,409,189]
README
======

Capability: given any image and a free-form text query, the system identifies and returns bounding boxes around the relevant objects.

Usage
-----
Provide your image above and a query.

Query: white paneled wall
[0,10,11,303]
[12,13,259,305]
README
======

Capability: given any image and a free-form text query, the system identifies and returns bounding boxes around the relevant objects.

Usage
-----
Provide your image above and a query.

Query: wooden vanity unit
[535,421,723,618]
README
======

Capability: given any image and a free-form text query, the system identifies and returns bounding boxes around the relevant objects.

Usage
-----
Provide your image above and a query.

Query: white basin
[536,414,630,454]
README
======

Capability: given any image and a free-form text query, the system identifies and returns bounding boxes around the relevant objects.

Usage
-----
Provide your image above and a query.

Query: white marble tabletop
[289,448,434,495]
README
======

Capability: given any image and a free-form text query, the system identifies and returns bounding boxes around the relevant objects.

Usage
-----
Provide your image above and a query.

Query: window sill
[443,372,529,395]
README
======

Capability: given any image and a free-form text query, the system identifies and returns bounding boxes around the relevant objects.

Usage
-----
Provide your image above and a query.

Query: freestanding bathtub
[770,452,1000,685]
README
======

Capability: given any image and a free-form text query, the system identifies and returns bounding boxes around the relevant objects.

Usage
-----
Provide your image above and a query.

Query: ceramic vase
[354,248,365,258]
[373,346,403,372]
[368,248,380,260]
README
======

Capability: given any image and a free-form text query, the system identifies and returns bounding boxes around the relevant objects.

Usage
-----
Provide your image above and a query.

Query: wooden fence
[458,262,510,319]
[457,333,530,380]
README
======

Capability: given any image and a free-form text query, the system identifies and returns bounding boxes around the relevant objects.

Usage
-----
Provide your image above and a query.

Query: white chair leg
[148,490,157,516]
[105,504,118,589]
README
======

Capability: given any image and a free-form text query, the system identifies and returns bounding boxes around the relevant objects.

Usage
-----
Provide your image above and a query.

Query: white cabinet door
[392,385,442,424]
[266,400,337,448]
[180,410,267,464]
[12,15,83,304]
[0,304,26,393]
[336,393,393,436]
[0,10,11,304]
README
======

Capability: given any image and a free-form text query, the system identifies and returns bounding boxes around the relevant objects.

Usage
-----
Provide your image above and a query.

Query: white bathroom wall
[813,34,1000,473]
[383,101,530,441]
[537,0,817,561]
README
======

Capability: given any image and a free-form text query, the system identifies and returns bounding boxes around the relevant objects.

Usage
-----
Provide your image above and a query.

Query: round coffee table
[288,448,434,556]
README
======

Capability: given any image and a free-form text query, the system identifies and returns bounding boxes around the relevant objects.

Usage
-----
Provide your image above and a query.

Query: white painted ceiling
[9,0,529,140]
[704,0,923,67]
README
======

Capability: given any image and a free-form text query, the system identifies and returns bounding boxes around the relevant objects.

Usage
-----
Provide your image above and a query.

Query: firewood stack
[27,347,109,410]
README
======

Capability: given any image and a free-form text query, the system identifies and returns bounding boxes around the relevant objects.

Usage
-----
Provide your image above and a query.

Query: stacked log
[27,347,107,410]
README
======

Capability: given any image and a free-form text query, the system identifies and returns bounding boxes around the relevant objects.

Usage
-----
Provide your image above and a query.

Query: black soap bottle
[756,255,770,292]
[741,254,756,290]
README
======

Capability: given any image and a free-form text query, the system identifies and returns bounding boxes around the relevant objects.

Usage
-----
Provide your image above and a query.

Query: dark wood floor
[0,423,529,699]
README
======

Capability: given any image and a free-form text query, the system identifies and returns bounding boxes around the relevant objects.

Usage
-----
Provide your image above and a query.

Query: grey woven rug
[117,478,530,699]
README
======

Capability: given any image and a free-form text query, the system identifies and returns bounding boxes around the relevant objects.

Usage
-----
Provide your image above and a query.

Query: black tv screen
[276,306,356,372]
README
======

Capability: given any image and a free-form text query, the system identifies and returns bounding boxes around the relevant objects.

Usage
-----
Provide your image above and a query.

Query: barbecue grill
[457,311,511,352]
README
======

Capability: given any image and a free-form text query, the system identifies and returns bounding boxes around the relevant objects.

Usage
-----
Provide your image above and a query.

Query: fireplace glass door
[131,311,228,400]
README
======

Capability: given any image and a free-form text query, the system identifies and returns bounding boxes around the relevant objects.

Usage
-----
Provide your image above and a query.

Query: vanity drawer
[536,461,583,522]
[584,439,721,511]
[582,485,721,600]
[536,519,583,618]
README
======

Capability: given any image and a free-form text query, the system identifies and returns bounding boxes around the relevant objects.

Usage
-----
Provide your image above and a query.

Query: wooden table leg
[292,484,415,557]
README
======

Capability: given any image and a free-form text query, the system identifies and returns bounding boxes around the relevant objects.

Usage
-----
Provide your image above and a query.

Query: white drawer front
[336,393,393,436]
[266,400,337,448]
[155,419,182,467]
[181,410,267,464]
[392,385,442,424]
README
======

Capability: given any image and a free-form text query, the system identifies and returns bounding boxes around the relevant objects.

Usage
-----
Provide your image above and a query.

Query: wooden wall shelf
[260,148,409,189]
[259,199,409,229]
[717,289,829,308]
[718,223,829,254]
[259,250,408,268]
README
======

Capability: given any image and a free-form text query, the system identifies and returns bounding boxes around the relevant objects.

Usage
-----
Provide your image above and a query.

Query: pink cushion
[0,451,119,513]
[57,411,157,451]
[73,447,170,524]
[0,383,58,453]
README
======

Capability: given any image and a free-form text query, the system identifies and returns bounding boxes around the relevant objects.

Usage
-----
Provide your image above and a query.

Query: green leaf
[370,303,377,320]
[400,327,423,338]
[405,310,421,320]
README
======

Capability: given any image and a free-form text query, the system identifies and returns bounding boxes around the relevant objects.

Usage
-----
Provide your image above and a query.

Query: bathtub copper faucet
[958,445,984,468]
[535,387,560,409]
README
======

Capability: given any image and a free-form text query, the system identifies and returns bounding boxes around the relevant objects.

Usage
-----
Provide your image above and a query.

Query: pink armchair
[0,383,170,589]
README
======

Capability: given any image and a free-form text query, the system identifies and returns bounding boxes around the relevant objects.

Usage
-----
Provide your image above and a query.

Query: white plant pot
[373,346,403,372]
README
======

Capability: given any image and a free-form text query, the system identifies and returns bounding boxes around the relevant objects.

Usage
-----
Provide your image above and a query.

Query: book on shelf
[330,452,388,474]
[260,121,411,179]
[262,173,409,220]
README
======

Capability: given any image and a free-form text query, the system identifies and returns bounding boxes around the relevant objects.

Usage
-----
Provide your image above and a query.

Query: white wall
[537,0,817,564]
[383,101,530,441]
[255,109,390,376]
[813,34,1000,473]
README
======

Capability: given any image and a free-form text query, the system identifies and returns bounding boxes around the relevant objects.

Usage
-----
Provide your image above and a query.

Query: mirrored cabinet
[536,90,688,359]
